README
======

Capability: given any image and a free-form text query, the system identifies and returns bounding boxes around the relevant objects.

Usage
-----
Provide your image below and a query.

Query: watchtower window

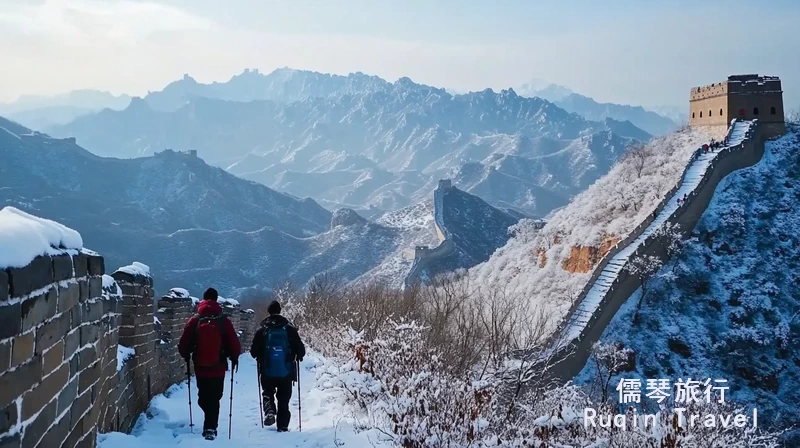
[771,106,777,115]
[692,112,695,119]
[720,108,723,116]
[700,111,703,118]
[709,110,712,117]
[753,107,759,115]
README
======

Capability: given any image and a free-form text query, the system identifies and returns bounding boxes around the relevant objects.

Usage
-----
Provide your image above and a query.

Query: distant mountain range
[515,79,679,136]
[0,117,513,296]
[45,69,646,218]
[0,89,131,130]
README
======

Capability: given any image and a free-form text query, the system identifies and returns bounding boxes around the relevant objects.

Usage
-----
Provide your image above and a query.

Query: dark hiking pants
[197,377,225,431]
[261,375,294,429]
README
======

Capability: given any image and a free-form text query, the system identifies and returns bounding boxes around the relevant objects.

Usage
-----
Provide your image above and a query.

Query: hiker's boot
[202,429,216,440]
[264,412,276,427]
[277,427,289,433]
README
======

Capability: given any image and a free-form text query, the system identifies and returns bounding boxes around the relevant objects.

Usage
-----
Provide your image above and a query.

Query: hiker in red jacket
[178,288,241,440]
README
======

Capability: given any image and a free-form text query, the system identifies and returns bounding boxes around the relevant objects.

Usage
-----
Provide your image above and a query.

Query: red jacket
[178,299,242,378]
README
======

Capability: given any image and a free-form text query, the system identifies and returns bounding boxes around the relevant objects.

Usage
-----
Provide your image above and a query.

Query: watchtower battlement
[689,74,785,139]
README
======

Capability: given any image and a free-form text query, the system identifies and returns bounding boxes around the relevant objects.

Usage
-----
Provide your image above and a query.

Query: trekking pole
[257,363,264,428]
[228,369,234,439]
[296,360,302,432]
[186,360,194,433]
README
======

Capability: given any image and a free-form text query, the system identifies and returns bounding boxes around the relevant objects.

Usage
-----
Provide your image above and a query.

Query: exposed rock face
[561,235,621,273]
[330,208,367,229]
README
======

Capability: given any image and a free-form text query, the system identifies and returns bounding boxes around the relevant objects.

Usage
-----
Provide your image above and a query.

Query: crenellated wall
[0,253,258,448]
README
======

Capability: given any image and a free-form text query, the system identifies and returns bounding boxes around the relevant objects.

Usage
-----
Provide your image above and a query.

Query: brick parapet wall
[0,254,257,447]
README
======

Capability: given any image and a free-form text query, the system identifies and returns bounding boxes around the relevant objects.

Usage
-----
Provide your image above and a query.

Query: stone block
[0,355,41,409]
[52,254,73,283]
[0,341,9,375]
[36,411,70,448]
[0,271,7,302]
[21,288,57,332]
[20,398,55,448]
[79,361,101,393]
[10,332,34,369]
[22,363,67,420]
[78,279,89,302]
[58,282,80,314]
[72,253,89,279]
[76,345,97,370]
[63,417,86,448]
[70,391,91,428]
[81,300,104,323]
[0,302,21,340]
[0,433,20,448]
[57,377,79,415]
[0,401,17,435]
[76,429,96,448]
[87,254,104,277]
[63,329,80,361]
[79,323,101,346]
[88,276,102,300]
[7,256,52,299]
[68,355,79,379]
[42,340,64,376]
[35,312,70,353]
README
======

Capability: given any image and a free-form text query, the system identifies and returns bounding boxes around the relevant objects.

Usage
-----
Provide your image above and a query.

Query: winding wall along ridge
[537,119,766,383]
[403,184,456,287]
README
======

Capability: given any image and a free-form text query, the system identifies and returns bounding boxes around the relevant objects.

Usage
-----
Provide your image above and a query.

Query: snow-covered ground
[98,354,387,447]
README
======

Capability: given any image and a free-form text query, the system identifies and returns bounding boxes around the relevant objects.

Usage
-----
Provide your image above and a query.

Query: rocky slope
[577,128,800,444]
[47,71,648,217]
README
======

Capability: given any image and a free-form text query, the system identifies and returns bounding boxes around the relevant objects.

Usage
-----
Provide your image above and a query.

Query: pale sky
[1,0,798,108]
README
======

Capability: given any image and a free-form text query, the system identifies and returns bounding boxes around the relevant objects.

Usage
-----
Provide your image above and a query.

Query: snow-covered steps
[540,119,759,371]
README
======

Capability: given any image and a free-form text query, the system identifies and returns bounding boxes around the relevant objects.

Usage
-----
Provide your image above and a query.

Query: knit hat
[267,300,281,315]
[203,288,219,301]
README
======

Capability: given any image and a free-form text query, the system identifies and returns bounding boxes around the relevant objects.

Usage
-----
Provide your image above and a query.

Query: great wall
[533,118,767,383]
[402,179,456,287]
[0,250,257,448]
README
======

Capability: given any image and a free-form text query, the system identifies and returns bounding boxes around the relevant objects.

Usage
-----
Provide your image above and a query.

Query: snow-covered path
[559,120,754,343]
[99,355,385,447]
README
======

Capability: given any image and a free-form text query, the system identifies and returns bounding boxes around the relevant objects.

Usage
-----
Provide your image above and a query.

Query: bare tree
[591,342,632,403]
[621,143,651,179]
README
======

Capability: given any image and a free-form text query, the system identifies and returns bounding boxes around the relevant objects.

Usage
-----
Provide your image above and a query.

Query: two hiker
[178,289,305,439]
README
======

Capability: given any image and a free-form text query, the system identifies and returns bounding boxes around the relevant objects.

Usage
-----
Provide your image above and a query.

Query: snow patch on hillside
[469,126,710,330]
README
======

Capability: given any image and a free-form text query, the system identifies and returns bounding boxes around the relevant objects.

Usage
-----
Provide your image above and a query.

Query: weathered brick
[72,253,89,279]
[68,355,80,379]
[34,312,70,353]
[75,429,96,448]
[0,355,41,409]
[0,270,8,302]
[78,279,89,303]
[0,340,10,375]
[63,329,80,360]
[87,254,104,276]
[76,345,96,370]
[0,401,17,434]
[79,323,101,346]
[70,392,91,428]
[42,340,64,375]
[81,300,103,323]
[22,363,67,420]
[7,256,53,299]
[57,377,78,416]
[79,361,101,393]
[88,277,102,300]
[57,282,80,314]
[37,412,70,448]
[0,433,20,448]
[52,255,73,283]
[21,288,57,332]
[20,399,55,448]
[10,332,34,368]
[0,302,21,340]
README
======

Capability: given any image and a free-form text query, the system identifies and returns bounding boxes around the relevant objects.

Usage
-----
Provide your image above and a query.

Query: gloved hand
[231,358,239,373]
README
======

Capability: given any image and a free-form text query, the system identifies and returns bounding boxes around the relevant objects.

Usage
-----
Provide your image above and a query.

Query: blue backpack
[261,325,293,378]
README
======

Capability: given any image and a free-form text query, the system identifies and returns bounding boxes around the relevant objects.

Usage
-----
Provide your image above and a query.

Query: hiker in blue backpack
[250,300,306,432]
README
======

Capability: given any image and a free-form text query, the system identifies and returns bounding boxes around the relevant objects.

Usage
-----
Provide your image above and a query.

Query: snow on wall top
[0,206,83,269]
[115,261,151,278]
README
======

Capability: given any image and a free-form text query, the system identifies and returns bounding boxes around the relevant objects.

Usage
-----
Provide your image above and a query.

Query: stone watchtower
[689,74,785,139]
